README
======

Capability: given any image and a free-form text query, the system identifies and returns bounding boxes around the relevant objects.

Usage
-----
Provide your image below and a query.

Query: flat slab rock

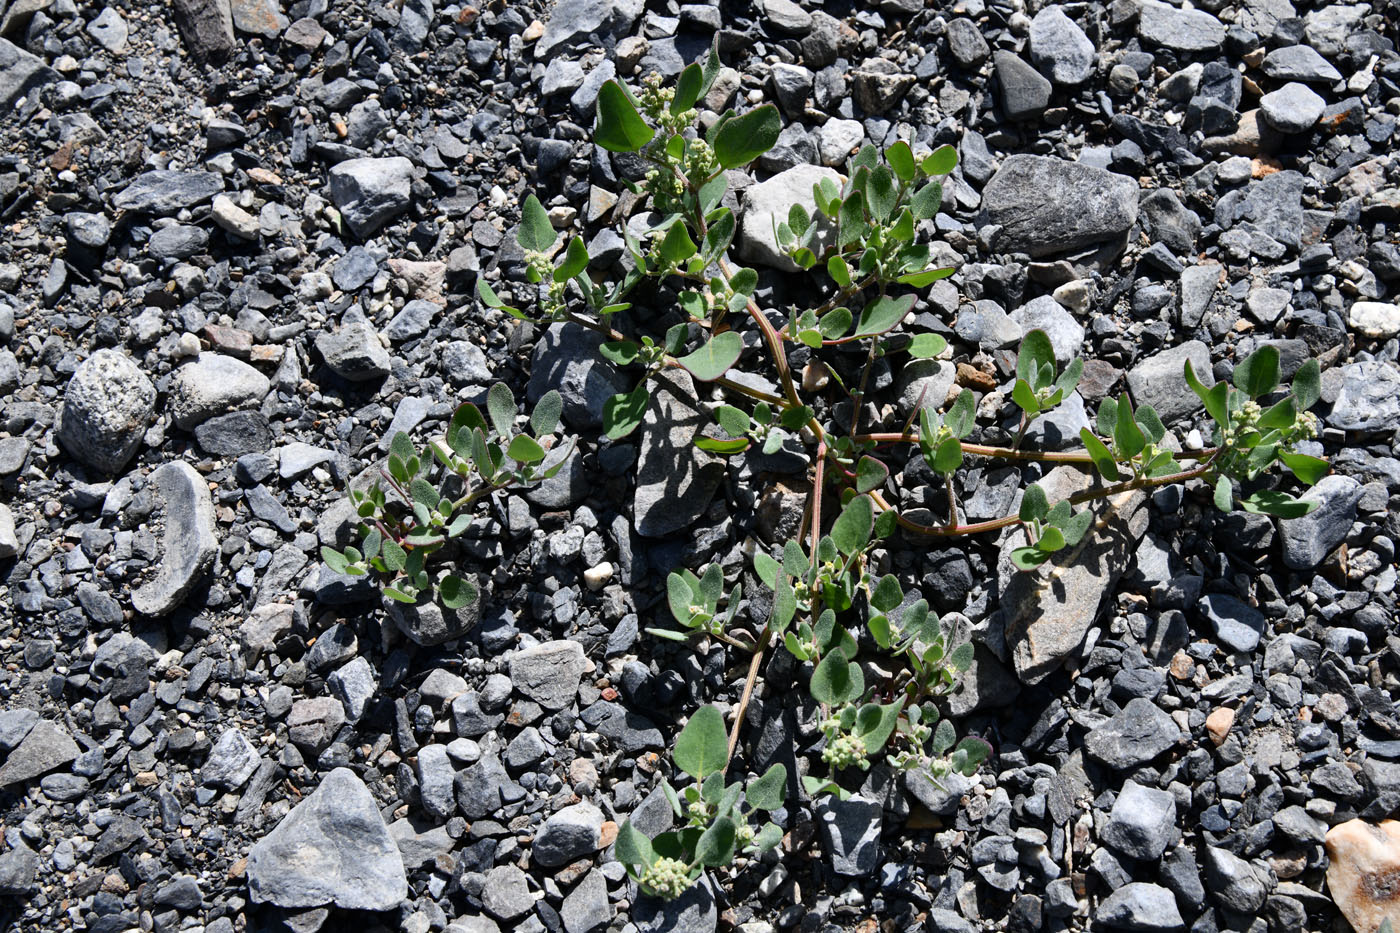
[131,461,218,617]
[0,720,80,786]
[980,154,1139,258]
[634,369,726,538]
[0,37,59,109]
[508,640,593,710]
[247,767,407,911]
[998,465,1148,684]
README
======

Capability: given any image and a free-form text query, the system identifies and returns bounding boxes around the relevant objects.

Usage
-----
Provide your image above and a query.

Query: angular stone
[132,462,218,617]
[1102,782,1177,861]
[229,0,287,37]
[1095,883,1185,931]
[113,171,224,215]
[1084,698,1180,769]
[328,157,414,239]
[739,163,841,271]
[247,768,407,910]
[1203,846,1271,912]
[1262,45,1343,84]
[316,320,391,381]
[1329,361,1400,432]
[537,0,643,56]
[171,0,235,62]
[994,51,1052,120]
[1260,82,1325,134]
[0,38,58,109]
[981,155,1139,258]
[86,8,128,53]
[1278,475,1362,570]
[1198,593,1268,653]
[1125,341,1213,424]
[817,795,882,876]
[1001,466,1148,684]
[201,729,261,790]
[57,349,156,474]
[1137,0,1226,51]
[509,640,591,710]
[387,590,480,646]
[1029,7,1095,85]
[533,802,604,867]
[561,868,611,933]
[170,353,271,428]
[634,369,726,537]
[634,874,718,933]
[1326,819,1400,933]
[0,721,80,785]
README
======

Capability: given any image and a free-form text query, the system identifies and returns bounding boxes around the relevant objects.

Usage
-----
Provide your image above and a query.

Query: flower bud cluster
[641,857,693,900]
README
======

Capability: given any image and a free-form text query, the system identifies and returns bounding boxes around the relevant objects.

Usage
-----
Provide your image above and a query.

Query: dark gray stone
[994,51,1052,120]
[981,155,1139,257]
[1084,698,1179,769]
[1102,781,1176,860]
[817,795,882,876]
[0,721,80,785]
[1029,7,1095,84]
[327,157,414,238]
[1278,475,1362,570]
[1095,883,1185,931]
[112,171,224,215]
[634,369,725,537]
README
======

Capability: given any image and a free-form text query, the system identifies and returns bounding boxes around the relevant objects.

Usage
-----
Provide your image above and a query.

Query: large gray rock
[1126,341,1213,424]
[482,864,535,920]
[1095,882,1186,931]
[0,38,58,108]
[1028,7,1095,84]
[1260,82,1325,134]
[509,640,591,710]
[1278,475,1362,570]
[739,163,842,271]
[560,868,611,933]
[533,802,604,867]
[328,157,414,238]
[1084,698,1180,769]
[171,0,235,62]
[1203,846,1272,912]
[634,369,726,537]
[170,353,271,428]
[1137,0,1226,51]
[132,462,218,616]
[57,349,156,474]
[201,728,261,790]
[1328,361,1400,432]
[0,721,80,785]
[817,795,882,876]
[247,767,407,910]
[1000,466,1148,685]
[316,319,392,381]
[981,155,1139,257]
[1262,45,1343,84]
[527,323,629,430]
[634,873,718,933]
[538,0,643,56]
[112,170,224,215]
[1102,782,1177,861]
[993,51,1052,120]
[386,585,480,646]
[1010,295,1084,363]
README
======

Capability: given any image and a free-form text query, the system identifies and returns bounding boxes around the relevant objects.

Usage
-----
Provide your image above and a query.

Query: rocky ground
[1,0,1399,931]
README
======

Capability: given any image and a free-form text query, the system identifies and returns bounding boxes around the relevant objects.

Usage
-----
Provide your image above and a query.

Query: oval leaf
[594,81,655,152]
[678,331,743,381]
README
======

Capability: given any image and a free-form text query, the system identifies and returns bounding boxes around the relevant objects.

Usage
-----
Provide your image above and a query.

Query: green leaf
[1036,526,1066,553]
[697,563,723,610]
[754,552,780,590]
[713,405,750,438]
[659,221,698,265]
[870,574,903,612]
[1292,359,1321,409]
[678,331,743,381]
[321,546,350,574]
[487,382,515,438]
[1017,330,1055,390]
[507,435,545,463]
[729,267,758,296]
[855,702,902,754]
[667,572,697,625]
[713,105,781,168]
[439,574,477,609]
[932,436,962,474]
[945,389,975,438]
[931,719,957,756]
[703,209,735,264]
[771,573,797,632]
[517,194,557,253]
[1234,344,1280,399]
[953,736,991,773]
[802,775,852,801]
[1012,379,1040,417]
[1080,429,1120,481]
[1239,489,1317,518]
[855,456,889,494]
[910,181,942,221]
[855,294,915,338]
[1280,450,1330,485]
[554,236,588,282]
[905,333,948,359]
[695,816,736,867]
[1010,546,1052,571]
[865,165,897,222]
[673,62,704,114]
[673,705,729,781]
[615,820,655,868]
[898,266,956,287]
[830,495,873,556]
[382,539,407,572]
[1135,404,1166,444]
[947,642,974,673]
[810,652,865,706]
[603,385,649,439]
[753,822,784,851]
[530,390,563,437]
[921,144,958,175]
[599,340,640,366]
[594,81,655,152]
[745,763,787,811]
[1019,483,1048,522]
[1114,395,1147,458]
[820,308,852,340]
[827,254,852,288]
[1213,474,1233,512]
[1184,358,1227,425]
[886,140,916,181]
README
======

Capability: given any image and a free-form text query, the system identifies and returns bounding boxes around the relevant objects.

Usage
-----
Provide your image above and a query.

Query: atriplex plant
[322,41,1330,899]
